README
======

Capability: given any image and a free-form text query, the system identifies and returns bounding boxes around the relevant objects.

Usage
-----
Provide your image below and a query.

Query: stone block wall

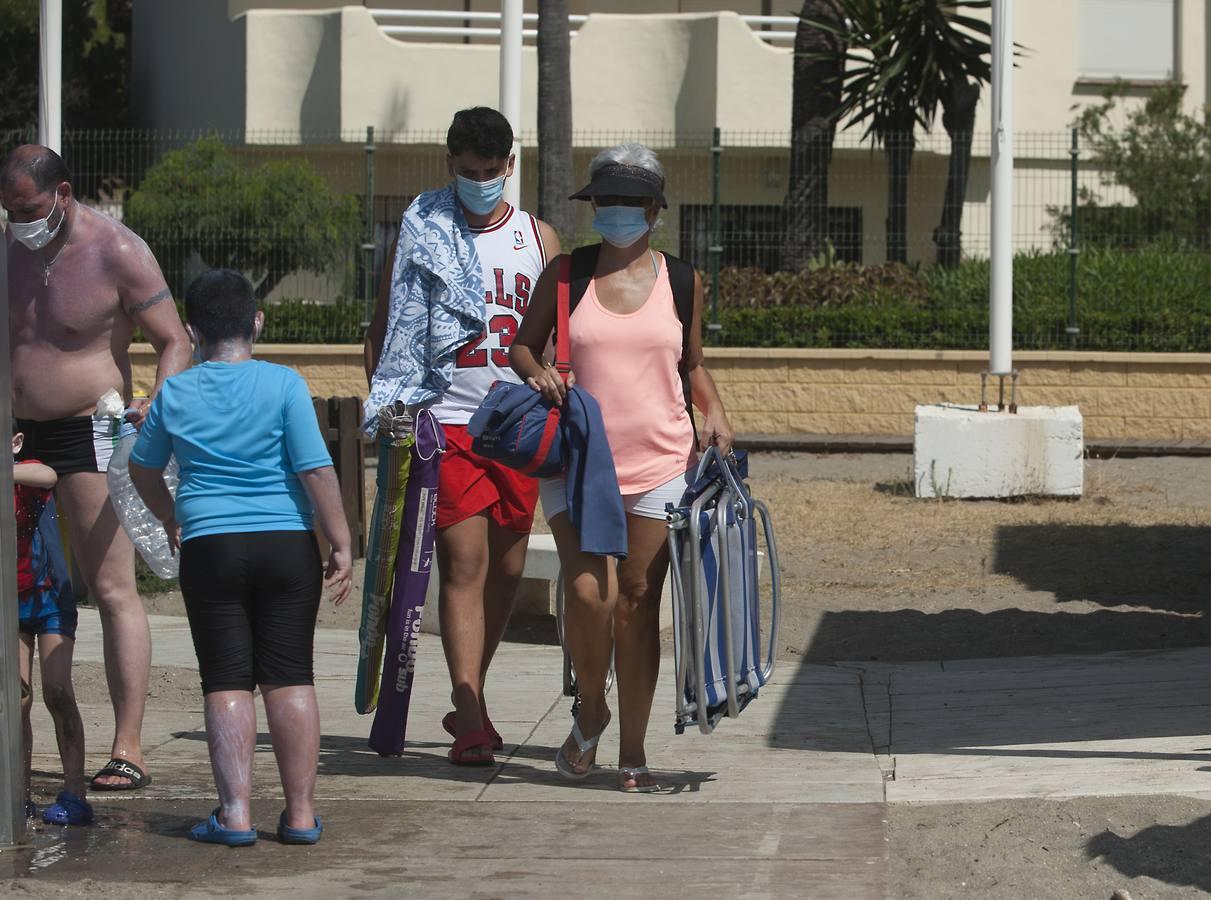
[129,345,1211,443]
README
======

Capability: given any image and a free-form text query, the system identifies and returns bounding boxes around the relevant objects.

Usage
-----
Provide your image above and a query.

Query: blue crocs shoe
[276,811,323,845]
[41,792,94,826]
[189,808,257,847]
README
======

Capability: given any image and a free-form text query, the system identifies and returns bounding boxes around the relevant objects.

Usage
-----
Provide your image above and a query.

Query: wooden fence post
[312,397,366,560]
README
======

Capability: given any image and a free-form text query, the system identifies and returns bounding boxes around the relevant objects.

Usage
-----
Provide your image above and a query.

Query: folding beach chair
[666,447,780,735]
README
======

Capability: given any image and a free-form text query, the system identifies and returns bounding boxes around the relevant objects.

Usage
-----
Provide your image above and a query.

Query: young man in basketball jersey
[367,107,560,764]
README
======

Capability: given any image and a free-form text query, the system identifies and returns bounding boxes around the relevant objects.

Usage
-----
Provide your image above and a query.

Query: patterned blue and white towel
[363,186,486,434]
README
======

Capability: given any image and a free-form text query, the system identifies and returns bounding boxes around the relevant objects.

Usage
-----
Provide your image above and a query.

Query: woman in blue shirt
[130,269,353,847]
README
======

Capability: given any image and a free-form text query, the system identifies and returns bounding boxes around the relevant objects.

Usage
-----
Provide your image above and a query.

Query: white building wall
[139,3,1210,142]
[129,1,1209,263]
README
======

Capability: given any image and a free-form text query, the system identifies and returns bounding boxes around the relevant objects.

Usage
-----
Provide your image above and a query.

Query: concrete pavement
[7,609,1211,897]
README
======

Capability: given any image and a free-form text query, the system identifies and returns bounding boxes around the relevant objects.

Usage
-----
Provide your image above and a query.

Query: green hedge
[143,298,369,345]
[710,247,1211,351]
[260,299,367,344]
[164,247,1211,350]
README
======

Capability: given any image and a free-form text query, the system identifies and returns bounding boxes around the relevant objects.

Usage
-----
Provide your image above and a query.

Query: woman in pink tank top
[511,143,733,793]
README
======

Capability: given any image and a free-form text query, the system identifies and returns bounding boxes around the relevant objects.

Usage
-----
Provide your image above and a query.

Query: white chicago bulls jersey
[431,204,549,425]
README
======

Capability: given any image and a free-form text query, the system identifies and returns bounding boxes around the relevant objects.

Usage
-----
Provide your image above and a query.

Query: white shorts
[539,467,692,523]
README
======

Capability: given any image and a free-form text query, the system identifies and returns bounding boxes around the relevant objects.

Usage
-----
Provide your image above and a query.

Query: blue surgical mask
[592,205,650,248]
[455,174,507,216]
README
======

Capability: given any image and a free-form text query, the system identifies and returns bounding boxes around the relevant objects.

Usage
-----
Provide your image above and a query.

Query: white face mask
[9,192,66,251]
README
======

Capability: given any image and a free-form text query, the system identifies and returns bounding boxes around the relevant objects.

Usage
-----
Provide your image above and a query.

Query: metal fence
[2,126,1204,350]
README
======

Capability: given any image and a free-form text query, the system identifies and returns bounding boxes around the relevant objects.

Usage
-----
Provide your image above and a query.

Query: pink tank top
[569,254,695,494]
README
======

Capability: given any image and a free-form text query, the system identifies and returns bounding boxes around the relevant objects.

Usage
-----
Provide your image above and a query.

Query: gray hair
[588,142,665,183]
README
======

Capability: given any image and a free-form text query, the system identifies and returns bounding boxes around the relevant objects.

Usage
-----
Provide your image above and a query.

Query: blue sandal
[189,808,257,847]
[277,811,323,845]
[41,791,94,826]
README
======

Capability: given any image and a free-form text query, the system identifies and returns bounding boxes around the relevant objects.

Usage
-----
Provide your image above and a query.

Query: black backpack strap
[662,253,698,426]
[568,244,601,313]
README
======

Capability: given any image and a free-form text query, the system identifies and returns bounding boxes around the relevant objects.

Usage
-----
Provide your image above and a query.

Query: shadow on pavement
[773,607,1211,757]
[802,608,1211,664]
[166,731,718,793]
[1087,816,1211,894]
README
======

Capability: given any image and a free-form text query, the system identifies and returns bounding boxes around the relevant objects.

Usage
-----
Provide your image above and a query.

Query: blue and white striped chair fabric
[668,447,780,735]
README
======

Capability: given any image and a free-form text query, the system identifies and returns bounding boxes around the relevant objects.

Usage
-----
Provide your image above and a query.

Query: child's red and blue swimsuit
[14,463,77,639]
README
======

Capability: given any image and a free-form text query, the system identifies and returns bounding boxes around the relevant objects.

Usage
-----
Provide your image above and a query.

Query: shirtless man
[3,145,191,790]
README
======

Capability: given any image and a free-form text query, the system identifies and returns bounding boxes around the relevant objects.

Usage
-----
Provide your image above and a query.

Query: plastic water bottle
[106,415,180,579]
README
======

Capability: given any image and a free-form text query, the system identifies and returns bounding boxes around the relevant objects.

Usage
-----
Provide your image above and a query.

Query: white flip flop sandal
[555,711,611,781]
[617,766,661,793]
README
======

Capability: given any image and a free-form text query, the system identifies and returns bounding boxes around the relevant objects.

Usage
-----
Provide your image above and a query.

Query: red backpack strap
[554,254,572,383]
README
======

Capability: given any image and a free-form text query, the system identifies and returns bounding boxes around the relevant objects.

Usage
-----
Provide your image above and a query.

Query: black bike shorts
[179,530,322,694]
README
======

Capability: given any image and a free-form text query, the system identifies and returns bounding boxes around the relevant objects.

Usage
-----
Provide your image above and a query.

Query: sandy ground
[890,796,1211,899]
[41,453,1211,898]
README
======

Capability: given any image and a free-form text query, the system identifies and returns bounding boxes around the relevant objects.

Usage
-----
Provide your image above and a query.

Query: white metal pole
[500,0,523,208]
[0,231,25,849]
[39,0,62,152]
[989,0,1013,376]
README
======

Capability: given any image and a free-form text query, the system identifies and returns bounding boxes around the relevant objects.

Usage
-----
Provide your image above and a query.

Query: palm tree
[933,73,983,266]
[780,0,846,272]
[537,0,574,242]
[799,0,992,265]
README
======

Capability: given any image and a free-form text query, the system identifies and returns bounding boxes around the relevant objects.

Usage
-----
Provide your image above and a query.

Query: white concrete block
[913,404,1084,499]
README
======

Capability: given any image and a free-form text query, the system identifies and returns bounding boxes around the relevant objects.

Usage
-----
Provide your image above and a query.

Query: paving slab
[22,612,1211,896]
[10,609,889,898]
[837,647,1211,804]
[2,800,890,900]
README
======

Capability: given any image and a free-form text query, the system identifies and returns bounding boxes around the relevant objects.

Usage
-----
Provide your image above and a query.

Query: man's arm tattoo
[130,287,172,314]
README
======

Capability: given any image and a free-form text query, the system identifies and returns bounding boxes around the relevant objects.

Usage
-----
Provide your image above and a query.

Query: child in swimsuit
[12,428,91,826]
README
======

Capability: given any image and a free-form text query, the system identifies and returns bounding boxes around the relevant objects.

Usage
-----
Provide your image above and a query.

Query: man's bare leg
[479,521,529,712]
[437,515,530,753]
[56,471,149,786]
[437,513,492,750]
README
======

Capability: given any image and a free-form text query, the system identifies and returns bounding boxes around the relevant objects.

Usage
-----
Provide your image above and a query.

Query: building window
[1078,0,1175,81]
[679,204,863,272]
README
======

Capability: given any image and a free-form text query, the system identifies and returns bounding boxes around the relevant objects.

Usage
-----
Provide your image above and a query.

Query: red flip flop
[442,711,504,751]
[448,729,496,766]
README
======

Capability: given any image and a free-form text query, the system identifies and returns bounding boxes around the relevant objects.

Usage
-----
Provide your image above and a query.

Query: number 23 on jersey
[456,268,532,368]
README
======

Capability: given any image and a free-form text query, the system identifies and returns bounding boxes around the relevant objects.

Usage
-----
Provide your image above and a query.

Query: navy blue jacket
[561,386,627,559]
[467,383,627,558]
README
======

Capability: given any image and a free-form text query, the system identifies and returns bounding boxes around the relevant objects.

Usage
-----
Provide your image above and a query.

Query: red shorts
[436,424,539,533]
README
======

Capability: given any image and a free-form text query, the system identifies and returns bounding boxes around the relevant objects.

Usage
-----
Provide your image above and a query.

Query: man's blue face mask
[455,173,507,216]
[592,205,650,248]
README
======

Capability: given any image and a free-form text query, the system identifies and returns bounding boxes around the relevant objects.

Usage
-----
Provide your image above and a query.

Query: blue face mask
[592,205,650,248]
[455,173,507,216]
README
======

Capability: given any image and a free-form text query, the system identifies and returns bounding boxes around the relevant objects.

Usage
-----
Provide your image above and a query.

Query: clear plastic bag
[107,423,180,579]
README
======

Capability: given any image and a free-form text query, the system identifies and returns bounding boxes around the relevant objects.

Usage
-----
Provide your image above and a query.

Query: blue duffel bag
[467,381,564,477]
[467,254,572,478]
